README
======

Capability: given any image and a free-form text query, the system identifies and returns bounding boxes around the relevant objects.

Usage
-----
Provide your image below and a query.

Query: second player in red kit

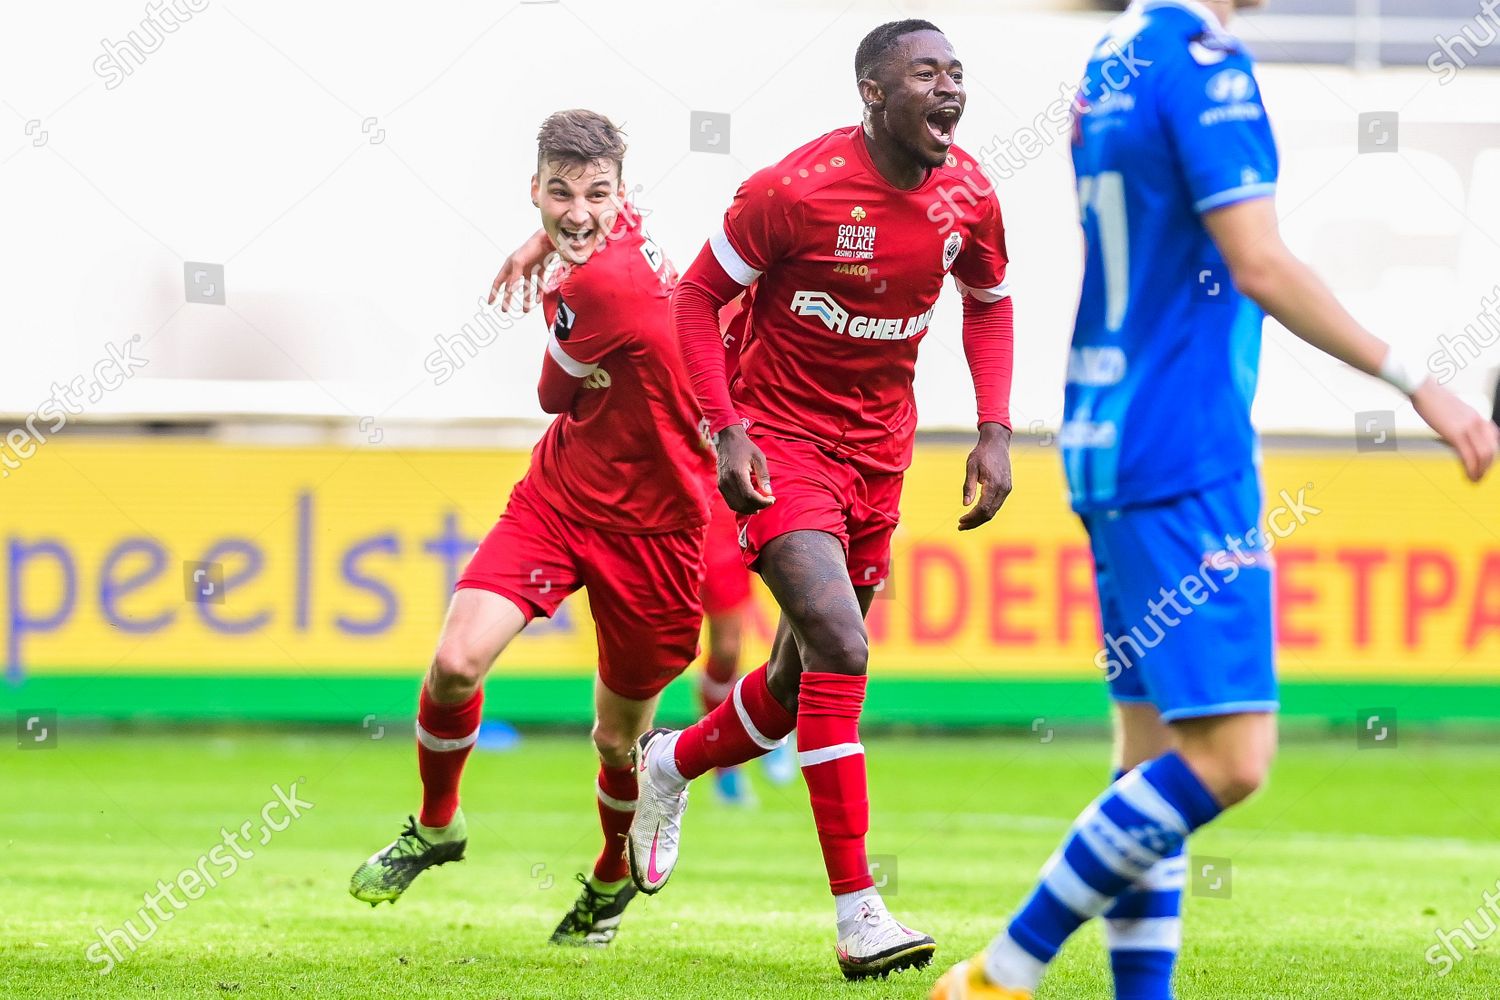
[350,110,714,951]
[628,20,1016,982]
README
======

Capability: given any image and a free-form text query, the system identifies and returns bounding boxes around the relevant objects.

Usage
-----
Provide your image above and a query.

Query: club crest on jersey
[790,290,934,341]
[942,231,963,273]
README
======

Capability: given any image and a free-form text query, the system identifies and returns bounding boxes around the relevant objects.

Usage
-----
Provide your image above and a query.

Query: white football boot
[836,896,937,980]
[626,727,690,894]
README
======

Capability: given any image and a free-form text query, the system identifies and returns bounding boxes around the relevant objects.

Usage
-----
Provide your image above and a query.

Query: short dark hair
[536,109,626,176]
[855,19,943,83]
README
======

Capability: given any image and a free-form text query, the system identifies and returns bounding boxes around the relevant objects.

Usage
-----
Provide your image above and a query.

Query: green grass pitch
[6,727,1499,997]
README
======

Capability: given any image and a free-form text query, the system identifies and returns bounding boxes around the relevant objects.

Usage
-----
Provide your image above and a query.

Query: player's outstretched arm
[1206,197,1499,482]
[957,292,1016,530]
[674,242,773,513]
[487,228,554,313]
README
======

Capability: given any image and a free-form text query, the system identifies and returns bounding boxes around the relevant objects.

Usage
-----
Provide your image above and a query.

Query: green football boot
[549,873,639,947]
[349,810,467,905]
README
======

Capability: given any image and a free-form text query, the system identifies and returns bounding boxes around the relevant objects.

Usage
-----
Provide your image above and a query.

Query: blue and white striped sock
[984,752,1219,992]
[1103,769,1185,1000]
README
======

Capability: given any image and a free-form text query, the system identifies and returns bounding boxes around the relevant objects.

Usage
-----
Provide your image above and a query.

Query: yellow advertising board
[1,439,1498,683]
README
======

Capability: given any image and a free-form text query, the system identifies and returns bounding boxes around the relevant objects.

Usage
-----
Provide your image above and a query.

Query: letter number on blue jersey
[1077,172,1129,333]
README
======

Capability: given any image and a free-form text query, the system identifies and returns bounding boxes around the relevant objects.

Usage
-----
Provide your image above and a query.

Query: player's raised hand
[715,424,774,514]
[488,228,554,313]
[1412,380,1500,483]
[959,422,1013,531]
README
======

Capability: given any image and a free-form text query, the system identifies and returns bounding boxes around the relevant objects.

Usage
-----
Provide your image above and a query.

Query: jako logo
[790,290,934,341]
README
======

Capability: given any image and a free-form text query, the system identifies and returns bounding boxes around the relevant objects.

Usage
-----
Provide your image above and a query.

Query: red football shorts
[457,476,707,701]
[700,495,752,616]
[738,433,902,588]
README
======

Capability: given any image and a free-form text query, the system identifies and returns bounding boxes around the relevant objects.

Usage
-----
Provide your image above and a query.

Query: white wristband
[1379,348,1427,397]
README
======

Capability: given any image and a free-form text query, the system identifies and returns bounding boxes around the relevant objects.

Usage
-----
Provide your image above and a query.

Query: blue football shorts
[1081,467,1279,722]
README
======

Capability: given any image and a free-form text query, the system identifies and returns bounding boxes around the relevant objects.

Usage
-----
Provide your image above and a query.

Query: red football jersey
[711,126,1009,474]
[525,211,715,533]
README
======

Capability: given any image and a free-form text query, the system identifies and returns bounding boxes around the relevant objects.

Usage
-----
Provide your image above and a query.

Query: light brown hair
[536,109,626,176]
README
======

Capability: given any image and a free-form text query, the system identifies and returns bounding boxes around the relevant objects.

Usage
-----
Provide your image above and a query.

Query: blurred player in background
[696,491,756,805]
[698,478,798,801]
[349,109,715,949]
[699,299,795,804]
[629,19,1016,981]
[931,1,1499,997]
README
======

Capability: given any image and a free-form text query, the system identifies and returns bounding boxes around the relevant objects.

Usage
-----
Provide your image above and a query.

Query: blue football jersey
[1063,0,1279,511]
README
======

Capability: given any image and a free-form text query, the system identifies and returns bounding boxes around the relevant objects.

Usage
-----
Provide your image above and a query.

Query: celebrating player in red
[349,109,714,949]
[628,20,1016,981]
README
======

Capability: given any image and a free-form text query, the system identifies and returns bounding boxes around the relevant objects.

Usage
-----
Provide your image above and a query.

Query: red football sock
[797,671,872,896]
[699,653,738,715]
[415,685,483,828]
[592,763,637,883]
[674,663,794,780]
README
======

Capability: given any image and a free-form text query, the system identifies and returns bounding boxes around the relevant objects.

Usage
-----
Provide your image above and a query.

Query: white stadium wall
[2,0,1499,435]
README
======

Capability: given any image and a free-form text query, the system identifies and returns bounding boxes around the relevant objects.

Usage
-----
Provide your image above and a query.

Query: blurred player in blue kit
[932,0,1499,997]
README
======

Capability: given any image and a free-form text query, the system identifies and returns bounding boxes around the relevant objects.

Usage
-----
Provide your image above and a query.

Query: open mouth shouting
[925,104,961,148]
[558,222,597,259]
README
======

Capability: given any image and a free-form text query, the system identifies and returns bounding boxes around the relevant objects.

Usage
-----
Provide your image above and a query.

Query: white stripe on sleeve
[955,277,1011,302]
[547,331,599,378]
[709,226,762,286]
[1195,182,1276,214]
